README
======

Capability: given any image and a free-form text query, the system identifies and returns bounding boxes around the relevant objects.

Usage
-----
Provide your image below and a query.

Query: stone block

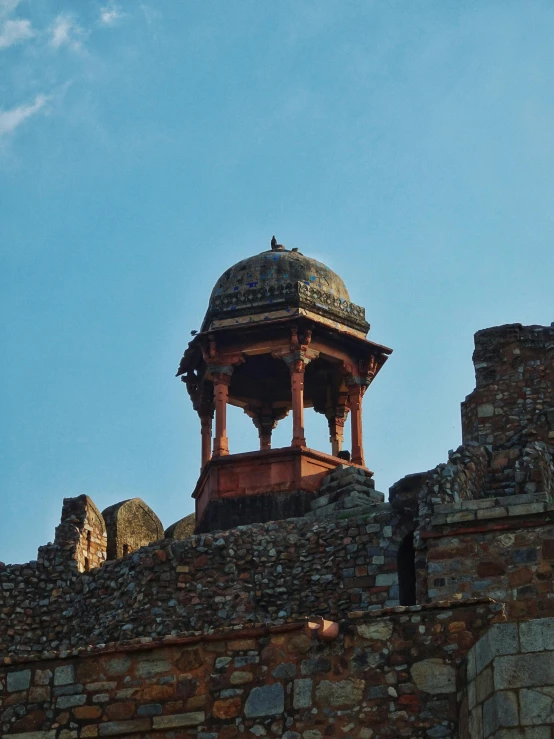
[520,687,554,726]
[467,647,476,681]
[300,657,331,676]
[493,729,551,739]
[475,632,493,675]
[245,683,284,717]
[468,706,482,738]
[477,404,495,418]
[315,679,364,707]
[7,669,31,692]
[4,733,57,739]
[375,573,398,587]
[135,657,171,678]
[494,653,554,690]
[508,503,546,517]
[488,623,519,656]
[271,662,296,679]
[356,619,393,641]
[152,712,205,728]
[54,665,75,686]
[34,669,52,686]
[477,507,508,520]
[520,618,554,652]
[410,659,456,694]
[483,694,499,737]
[446,511,475,523]
[99,719,151,736]
[102,655,132,676]
[56,694,87,709]
[468,679,476,711]
[310,495,331,510]
[293,678,312,709]
[476,666,493,704]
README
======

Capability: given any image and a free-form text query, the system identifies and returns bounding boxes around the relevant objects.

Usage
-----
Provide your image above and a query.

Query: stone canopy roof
[200,245,369,335]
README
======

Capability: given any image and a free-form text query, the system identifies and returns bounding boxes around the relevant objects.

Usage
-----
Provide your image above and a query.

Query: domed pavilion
[177,238,392,532]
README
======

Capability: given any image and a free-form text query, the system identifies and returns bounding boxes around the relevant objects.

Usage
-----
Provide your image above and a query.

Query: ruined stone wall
[0,507,411,660]
[102,499,164,560]
[54,496,107,573]
[0,600,499,739]
[421,491,554,619]
[461,323,554,498]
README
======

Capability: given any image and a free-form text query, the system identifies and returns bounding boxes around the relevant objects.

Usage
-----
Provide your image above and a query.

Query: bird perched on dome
[271,235,277,250]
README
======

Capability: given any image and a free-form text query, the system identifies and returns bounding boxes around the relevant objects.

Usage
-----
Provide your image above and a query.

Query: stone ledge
[430,493,553,527]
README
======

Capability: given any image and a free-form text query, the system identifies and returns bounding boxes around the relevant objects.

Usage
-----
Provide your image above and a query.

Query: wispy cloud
[0,94,49,136]
[0,18,34,49]
[50,14,83,50]
[100,4,122,26]
[0,0,20,18]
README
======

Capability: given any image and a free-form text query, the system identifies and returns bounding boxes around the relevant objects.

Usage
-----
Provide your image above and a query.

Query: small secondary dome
[201,241,368,335]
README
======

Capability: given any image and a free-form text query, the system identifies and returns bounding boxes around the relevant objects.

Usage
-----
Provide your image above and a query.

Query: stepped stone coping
[433,492,549,514]
[430,492,553,527]
[347,596,499,621]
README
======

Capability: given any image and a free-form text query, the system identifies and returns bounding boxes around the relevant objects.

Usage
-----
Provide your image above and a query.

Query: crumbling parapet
[101,497,164,560]
[165,512,195,539]
[54,495,107,572]
[462,323,554,450]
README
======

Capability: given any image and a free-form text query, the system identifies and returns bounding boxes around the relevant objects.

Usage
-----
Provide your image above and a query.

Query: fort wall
[0,507,412,660]
[1,322,553,738]
[0,600,499,739]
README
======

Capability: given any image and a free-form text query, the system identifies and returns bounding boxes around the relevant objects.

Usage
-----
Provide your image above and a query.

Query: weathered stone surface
[98,719,151,736]
[495,652,554,690]
[7,670,31,692]
[165,512,196,539]
[315,679,364,707]
[135,657,171,679]
[54,665,75,686]
[102,656,131,676]
[519,618,554,653]
[56,694,86,709]
[272,662,296,679]
[293,679,312,709]
[213,697,242,719]
[356,619,393,641]
[152,712,205,728]
[520,687,554,726]
[410,659,456,694]
[102,497,164,560]
[244,684,284,717]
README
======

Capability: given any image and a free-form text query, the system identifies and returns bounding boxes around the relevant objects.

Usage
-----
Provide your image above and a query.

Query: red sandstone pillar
[328,416,346,457]
[291,361,306,448]
[348,384,364,466]
[200,414,213,468]
[213,374,231,457]
[259,427,272,450]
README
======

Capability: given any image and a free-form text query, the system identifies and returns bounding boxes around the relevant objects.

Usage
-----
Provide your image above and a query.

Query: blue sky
[2,1,553,564]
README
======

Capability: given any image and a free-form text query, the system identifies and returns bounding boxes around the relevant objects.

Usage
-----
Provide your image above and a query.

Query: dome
[209,248,351,304]
[201,244,368,335]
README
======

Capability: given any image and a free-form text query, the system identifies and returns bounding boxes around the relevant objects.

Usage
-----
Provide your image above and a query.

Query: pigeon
[190,330,198,336]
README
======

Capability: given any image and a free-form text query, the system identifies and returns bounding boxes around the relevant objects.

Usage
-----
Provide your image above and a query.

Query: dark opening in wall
[398,532,416,606]
[122,544,129,556]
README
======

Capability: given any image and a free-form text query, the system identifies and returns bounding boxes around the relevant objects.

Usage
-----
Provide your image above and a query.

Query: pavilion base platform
[193,446,372,533]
